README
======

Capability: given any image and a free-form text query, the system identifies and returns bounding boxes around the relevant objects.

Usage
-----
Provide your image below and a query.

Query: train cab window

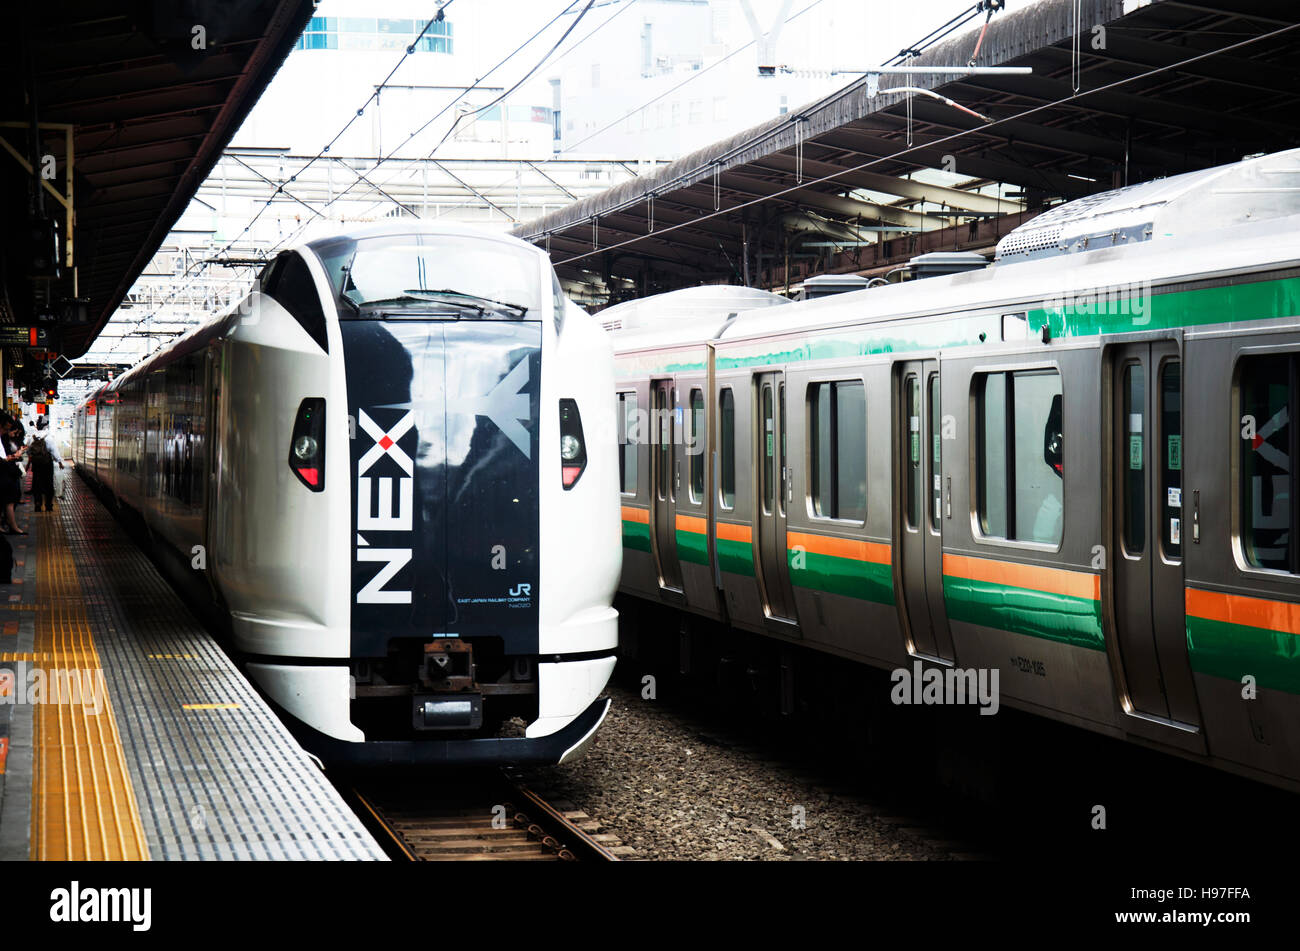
[1240,354,1295,571]
[689,389,705,503]
[719,388,736,510]
[262,252,329,353]
[810,381,866,521]
[976,369,1063,545]
[617,392,637,495]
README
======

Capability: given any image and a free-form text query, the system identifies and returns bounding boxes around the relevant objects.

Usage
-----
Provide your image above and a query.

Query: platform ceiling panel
[1,1,316,357]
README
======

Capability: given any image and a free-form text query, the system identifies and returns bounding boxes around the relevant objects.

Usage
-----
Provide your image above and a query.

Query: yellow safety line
[30,514,149,860]
[181,703,241,710]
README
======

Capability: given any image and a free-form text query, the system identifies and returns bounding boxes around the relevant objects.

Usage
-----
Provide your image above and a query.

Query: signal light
[558,398,586,490]
[288,398,326,491]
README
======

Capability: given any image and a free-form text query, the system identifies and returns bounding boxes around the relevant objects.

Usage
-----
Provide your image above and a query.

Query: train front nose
[342,316,543,739]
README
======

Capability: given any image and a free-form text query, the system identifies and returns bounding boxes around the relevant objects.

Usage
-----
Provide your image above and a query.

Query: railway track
[350,769,629,862]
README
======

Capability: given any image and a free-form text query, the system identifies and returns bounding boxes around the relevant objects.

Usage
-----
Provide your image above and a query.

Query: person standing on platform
[27,416,63,513]
[0,418,25,535]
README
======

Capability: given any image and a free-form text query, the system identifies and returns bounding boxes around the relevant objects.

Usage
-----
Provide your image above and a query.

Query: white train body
[73,221,618,765]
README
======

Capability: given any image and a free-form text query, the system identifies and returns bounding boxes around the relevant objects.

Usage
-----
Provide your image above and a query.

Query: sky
[233,0,1018,157]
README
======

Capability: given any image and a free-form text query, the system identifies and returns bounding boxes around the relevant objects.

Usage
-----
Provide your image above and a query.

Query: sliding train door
[754,371,797,625]
[650,378,684,594]
[896,361,954,661]
[1110,341,1200,727]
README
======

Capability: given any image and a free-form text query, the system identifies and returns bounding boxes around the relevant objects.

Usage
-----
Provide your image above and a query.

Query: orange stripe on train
[786,531,890,565]
[716,521,752,544]
[943,553,1099,601]
[1185,587,1300,635]
[620,506,649,524]
[675,514,707,534]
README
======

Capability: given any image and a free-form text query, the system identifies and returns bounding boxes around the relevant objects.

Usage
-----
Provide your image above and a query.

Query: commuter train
[72,221,620,766]
[608,148,1300,790]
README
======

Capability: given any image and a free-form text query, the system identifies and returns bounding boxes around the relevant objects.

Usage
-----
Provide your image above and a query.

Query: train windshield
[309,232,541,319]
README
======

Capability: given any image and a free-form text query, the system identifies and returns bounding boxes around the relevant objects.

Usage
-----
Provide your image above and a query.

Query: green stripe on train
[1187,615,1300,695]
[1034,274,1300,339]
[789,550,894,605]
[717,536,754,576]
[622,519,651,553]
[704,276,1300,373]
[943,576,1105,651]
[675,528,710,566]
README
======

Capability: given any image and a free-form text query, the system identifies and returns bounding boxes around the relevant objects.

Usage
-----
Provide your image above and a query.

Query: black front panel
[343,319,540,658]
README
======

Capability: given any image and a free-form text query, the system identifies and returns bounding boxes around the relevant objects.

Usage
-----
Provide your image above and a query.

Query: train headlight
[288,398,326,491]
[293,435,318,461]
[558,399,587,490]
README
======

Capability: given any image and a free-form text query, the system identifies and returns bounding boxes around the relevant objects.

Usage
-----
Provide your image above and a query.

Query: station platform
[0,471,385,860]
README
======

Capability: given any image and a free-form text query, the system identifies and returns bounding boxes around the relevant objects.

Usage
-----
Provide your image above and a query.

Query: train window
[904,375,922,529]
[617,392,637,495]
[810,381,866,521]
[779,383,787,516]
[929,373,941,530]
[976,369,1063,545]
[689,389,705,503]
[761,384,775,515]
[654,386,669,502]
[1122,363,1146,555]
[719,388,736,510]
[1240,354,1293,571]
[1161,362,1182,558]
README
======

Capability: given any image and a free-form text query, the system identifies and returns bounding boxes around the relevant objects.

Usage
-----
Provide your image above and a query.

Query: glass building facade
[296,17,454,53]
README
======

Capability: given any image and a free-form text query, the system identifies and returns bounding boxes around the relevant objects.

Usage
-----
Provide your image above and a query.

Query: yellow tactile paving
[30,515,149,860]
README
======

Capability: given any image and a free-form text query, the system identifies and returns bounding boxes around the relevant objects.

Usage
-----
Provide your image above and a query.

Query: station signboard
[0,326,49,348]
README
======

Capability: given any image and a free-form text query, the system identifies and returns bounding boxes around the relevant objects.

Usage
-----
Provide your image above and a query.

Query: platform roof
[513,0,1300,304]
[1,1,315,358]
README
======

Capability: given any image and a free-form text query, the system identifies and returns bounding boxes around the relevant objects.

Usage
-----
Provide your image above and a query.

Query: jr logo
[509,583,532,597]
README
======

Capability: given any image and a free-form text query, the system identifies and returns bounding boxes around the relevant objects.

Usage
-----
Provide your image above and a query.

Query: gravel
[522,681,966,861]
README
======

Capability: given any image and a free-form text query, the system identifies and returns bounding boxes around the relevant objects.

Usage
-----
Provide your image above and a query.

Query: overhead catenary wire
[259,0,625,258]
[214,0,462,259]
[432,0,1001,229]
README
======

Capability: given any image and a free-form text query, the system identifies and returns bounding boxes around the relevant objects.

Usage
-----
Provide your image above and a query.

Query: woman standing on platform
[0,417,26,535]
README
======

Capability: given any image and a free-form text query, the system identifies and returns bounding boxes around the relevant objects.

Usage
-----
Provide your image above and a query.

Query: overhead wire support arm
[826,65,1033,124]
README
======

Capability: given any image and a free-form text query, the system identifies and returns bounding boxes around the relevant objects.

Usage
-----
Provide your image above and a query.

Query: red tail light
[559,399,586,490]
[289,398,326,492]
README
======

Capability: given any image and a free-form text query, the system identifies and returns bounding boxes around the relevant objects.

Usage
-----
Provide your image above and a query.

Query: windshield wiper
[401,288,528,318]
[354,293,486,316]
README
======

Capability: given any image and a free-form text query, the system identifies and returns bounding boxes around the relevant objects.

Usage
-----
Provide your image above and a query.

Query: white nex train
[73,221,620,766]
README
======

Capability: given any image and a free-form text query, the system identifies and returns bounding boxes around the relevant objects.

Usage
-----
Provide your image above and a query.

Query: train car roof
[996,147,1300,263]
[714,211,1300,345]
[609,148,1300,355]
[301,218,547,255]
[606,285,790,351]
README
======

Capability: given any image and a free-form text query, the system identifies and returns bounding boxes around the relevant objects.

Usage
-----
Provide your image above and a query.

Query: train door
[1110,341,1200,726]
[896,361,955,661]
[754,371,797,624]
[650,378,684,593]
